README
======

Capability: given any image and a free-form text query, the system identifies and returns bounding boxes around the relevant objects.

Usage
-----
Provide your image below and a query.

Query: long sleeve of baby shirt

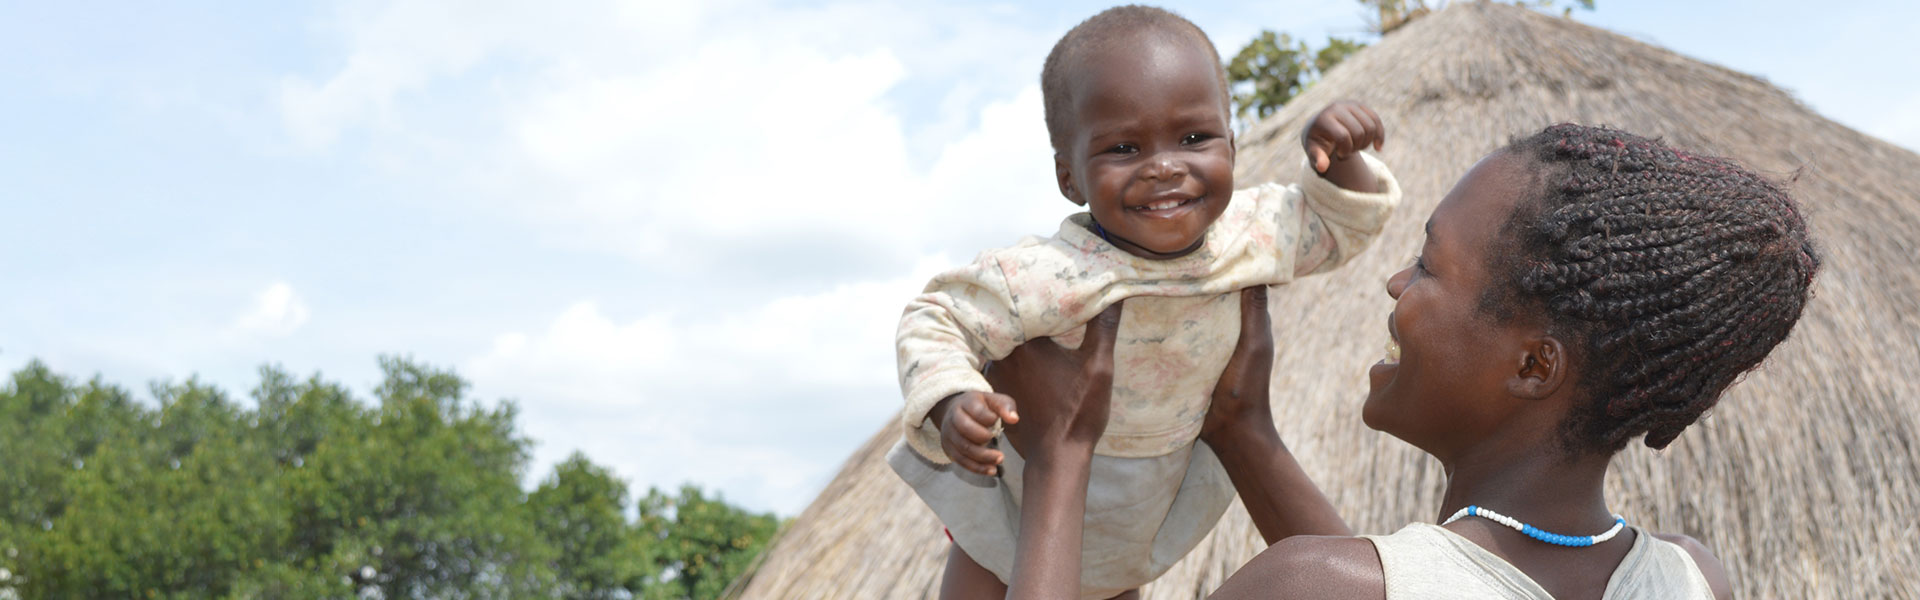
[895,153,1400,464]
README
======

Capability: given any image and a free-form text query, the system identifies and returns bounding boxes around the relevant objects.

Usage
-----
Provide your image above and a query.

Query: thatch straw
[730,3,1920,597]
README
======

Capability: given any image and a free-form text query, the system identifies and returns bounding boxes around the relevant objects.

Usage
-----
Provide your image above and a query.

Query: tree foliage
[0,358,781,600]
[1228,0,1594,120]
[1226,30,1371,122]
[1225,31,1319,121]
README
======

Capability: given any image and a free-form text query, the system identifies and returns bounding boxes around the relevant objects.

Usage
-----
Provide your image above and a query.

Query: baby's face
[1056,33,1233,259]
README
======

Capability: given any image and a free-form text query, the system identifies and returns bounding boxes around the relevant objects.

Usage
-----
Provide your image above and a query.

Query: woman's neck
[1438,443,1617,533]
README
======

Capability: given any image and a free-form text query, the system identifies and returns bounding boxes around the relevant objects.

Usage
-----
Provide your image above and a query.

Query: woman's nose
[1385,266,1411,299]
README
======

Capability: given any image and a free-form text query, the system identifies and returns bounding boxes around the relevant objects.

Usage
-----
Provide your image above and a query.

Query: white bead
[1443,505,1627,547]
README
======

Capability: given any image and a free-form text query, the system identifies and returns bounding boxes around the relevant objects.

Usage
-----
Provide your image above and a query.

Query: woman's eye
[1412,255,1429,274]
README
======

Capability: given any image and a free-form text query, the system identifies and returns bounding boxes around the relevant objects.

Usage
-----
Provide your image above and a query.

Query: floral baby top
[896,154,1401,463]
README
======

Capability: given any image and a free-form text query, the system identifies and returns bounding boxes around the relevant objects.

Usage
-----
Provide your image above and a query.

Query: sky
[3,0,1916,517]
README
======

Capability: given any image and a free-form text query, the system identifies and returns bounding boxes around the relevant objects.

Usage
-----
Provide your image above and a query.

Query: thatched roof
[730,3,1920,597]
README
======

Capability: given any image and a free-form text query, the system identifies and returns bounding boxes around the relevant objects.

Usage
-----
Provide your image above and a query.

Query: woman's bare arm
[988,302,1125,600]
[1201,286,1350,543]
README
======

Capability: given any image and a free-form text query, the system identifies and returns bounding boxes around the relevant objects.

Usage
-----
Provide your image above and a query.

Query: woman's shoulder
[1647,531,1732,600]
[1208,535,1384,600]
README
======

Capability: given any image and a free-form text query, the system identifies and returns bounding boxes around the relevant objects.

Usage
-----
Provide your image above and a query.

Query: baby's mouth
[1132,196,1200,213]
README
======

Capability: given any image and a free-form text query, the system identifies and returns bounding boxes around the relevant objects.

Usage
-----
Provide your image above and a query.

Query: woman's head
[1493,125,1820,453]
[1368,124,1819,458]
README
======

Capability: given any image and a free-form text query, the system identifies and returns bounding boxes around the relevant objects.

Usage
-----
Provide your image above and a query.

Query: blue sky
[4,0,1916,516]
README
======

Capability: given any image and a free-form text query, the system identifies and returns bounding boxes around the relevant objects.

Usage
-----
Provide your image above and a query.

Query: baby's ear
[1507,335,1568,401]
[1056,153,1085,206]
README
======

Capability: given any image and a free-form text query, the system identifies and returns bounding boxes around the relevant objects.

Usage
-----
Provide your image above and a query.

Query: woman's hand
[1202,286,1276,442]
[988,301,1125,462]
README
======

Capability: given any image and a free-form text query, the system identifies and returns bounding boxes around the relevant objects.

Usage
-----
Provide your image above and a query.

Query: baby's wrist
[929,393,962,431]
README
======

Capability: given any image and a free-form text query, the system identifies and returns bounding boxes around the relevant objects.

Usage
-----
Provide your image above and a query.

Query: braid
[1488,124,1821,454]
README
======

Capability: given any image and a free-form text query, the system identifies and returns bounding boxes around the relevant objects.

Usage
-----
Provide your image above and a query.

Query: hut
[731,2,1920,597]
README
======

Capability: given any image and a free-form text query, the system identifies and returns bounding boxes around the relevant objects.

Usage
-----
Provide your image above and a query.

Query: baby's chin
[1126,235,1208,259]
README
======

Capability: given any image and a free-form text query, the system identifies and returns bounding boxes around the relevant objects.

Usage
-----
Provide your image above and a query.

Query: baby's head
[1041,6,1235,259]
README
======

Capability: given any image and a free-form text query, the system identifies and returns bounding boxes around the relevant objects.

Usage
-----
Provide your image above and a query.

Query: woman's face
[1364,151,1538,457]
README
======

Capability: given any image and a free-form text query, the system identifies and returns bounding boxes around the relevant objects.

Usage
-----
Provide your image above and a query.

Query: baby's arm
[1288,101,1403,277]
[1303,101,1387,193]
[897,257,1031,471]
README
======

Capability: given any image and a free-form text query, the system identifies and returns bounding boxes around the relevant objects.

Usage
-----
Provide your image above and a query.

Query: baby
[888,5,1401,598]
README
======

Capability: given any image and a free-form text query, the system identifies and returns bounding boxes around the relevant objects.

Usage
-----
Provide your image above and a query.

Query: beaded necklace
[1442,505,1627,548]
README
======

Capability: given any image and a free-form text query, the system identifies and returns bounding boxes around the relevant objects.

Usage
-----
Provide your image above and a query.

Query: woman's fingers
[1080,300,1125,366]
[1239,285,1271,339]
[1236,286,1275,363]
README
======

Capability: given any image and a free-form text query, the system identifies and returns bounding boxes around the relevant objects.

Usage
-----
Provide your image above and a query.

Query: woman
[989,125,1818,599]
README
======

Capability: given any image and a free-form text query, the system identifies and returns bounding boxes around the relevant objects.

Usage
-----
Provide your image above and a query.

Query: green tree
[646,486,781,600]
[528,453,662,598]
[0,358,787,599]
[1226,30,1315,121]
[279,356,557,598]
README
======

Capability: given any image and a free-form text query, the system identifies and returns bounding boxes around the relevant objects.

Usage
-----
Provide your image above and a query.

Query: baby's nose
[1140,154,1187,181]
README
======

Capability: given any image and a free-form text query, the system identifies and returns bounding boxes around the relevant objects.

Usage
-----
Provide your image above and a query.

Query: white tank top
[1363,523,1716,599]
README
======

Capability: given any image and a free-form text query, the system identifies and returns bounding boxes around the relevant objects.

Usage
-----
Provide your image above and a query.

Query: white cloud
[464,256,949,514]
[274,0,1070,270]
[508,42,924,262]
[270,0,1088,513]
[230,282,311,338]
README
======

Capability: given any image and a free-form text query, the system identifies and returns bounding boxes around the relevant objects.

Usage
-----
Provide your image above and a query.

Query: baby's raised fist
[1302,100,1387,173]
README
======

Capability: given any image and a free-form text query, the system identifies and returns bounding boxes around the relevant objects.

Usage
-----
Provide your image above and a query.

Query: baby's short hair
[1040,5,1231,152]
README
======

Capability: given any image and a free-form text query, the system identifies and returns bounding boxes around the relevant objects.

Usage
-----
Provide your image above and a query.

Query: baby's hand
[1302,100,1386,174]
[934,390,1020,476]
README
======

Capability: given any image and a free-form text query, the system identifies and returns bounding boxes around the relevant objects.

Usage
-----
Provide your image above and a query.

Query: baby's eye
[1181,132,1215,145]
[1106,143,1138,155]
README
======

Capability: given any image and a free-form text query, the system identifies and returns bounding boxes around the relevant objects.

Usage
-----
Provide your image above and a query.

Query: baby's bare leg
[941,540,1141,599]
[940,541,1008,600]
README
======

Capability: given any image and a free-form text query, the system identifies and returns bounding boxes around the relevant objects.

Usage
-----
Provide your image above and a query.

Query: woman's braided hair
[1489,124,1821,453]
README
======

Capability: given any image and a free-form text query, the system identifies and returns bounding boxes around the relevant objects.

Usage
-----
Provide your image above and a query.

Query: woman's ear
[1507,335,1568,400]
[1056,154,1085,206]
